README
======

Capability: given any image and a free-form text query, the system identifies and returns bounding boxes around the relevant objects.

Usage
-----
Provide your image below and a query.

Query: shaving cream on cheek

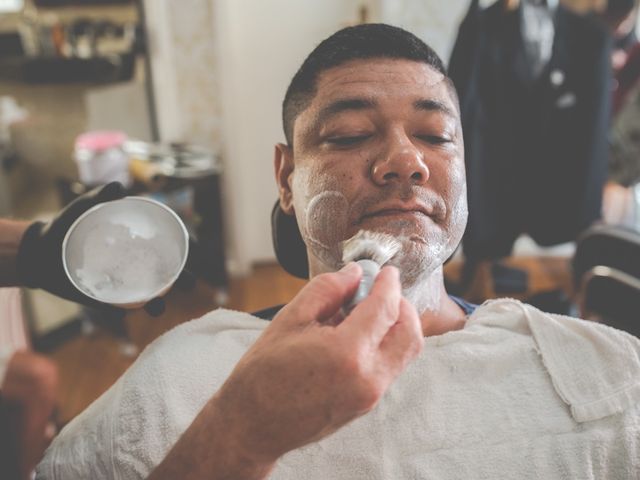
[303,191,349,269]
[449,182,468,236]
[445,171,468,250]
[291,166,351,270]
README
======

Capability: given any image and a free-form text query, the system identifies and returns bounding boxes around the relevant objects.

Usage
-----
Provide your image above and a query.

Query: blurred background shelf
[0,52,136,83]
[34,0,132,6]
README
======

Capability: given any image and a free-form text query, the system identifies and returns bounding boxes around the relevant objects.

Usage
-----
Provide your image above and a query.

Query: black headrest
[271,201,309,278]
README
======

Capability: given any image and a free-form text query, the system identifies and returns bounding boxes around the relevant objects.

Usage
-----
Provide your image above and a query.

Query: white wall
[213,0,375,274]
[379,0,471,62]
[144,0,222,147]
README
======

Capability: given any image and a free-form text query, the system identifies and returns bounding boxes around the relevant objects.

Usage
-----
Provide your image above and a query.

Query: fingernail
[340,262,359,274]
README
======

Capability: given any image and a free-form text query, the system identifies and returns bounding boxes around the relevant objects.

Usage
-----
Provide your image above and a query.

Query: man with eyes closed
[276,51,468,320]
[37,23,640,480]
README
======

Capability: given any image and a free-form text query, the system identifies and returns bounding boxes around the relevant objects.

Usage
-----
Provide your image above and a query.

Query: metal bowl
[62,196,189,308]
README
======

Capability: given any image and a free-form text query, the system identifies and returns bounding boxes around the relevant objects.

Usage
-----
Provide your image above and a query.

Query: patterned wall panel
[166,0,222,150]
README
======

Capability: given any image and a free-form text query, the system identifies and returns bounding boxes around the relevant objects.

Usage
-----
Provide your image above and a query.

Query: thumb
[339,266,403,347]
[93,181,127,203]
[276,262,362,327]
[57,182,126,231]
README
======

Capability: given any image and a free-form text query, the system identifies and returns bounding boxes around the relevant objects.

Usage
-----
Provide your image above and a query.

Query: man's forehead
[290,58,460,145]
[313,58,449,103]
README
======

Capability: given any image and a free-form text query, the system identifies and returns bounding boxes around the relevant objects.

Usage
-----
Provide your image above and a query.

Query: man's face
[275,58,467,284]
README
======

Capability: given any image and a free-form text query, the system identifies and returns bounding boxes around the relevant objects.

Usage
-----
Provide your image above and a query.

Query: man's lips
[359,202,437,222]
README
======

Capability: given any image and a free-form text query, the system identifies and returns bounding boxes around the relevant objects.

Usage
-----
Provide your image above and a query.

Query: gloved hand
[16,182,195,317]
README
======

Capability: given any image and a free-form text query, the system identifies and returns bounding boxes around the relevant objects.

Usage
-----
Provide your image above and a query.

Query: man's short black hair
[282,23,450,146]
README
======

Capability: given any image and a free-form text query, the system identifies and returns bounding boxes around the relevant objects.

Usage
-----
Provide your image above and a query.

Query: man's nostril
[411,172,422,180]
[383,172,398,181]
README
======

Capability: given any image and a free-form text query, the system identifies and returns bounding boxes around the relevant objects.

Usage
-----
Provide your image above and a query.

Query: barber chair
[271,201,308,279]
[572,224,640,336]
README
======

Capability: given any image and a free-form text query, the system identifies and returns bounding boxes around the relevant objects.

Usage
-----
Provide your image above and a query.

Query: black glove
[17,182,125,303]
[17,182,197,317]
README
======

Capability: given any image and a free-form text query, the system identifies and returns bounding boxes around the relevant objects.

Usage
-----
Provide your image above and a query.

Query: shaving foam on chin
[341,230,401,313]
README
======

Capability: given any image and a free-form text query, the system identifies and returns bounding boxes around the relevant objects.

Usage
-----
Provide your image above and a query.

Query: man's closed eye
[326,135,372,147]
[415,134,452,145]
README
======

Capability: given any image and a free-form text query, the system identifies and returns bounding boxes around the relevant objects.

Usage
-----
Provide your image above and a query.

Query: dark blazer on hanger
[449,0,612,260]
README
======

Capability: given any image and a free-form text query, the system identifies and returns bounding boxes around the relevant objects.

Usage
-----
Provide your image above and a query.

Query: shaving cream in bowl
[62,197,189,308]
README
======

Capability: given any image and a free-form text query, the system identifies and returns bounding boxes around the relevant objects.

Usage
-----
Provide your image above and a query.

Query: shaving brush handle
[343,259,381,313]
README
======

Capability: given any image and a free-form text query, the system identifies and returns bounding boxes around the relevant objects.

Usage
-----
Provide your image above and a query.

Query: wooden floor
[50,258,571,425]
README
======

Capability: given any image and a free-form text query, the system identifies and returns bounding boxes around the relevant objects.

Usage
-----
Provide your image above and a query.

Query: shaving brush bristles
[341,230,401,266]
[340,230,401,313]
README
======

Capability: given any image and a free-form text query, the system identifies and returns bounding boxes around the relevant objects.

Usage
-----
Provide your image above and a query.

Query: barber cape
[37,299,640,479]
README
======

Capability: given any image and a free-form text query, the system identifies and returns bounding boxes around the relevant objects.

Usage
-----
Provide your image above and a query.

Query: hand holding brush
[341,230,401,314]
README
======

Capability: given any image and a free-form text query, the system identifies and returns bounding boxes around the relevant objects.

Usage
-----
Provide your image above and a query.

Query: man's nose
[371,134,430,186]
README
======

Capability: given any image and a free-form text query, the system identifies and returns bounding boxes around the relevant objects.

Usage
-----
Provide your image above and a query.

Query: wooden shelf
[0,52,136,84]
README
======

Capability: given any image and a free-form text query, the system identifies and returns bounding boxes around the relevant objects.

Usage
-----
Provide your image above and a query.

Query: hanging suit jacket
[449,0,612,260]
[610,42,640,186]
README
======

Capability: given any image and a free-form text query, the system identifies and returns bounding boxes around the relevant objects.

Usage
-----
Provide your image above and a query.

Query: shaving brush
[341,230,401,313]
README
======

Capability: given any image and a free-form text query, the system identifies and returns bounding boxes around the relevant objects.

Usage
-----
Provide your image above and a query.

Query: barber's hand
[17,182,125,308]
[215,263,424,469]
[15,182,191,317]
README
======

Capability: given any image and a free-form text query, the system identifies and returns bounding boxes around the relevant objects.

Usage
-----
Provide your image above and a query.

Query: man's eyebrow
[413,99,455,118]
[316,98,377,124]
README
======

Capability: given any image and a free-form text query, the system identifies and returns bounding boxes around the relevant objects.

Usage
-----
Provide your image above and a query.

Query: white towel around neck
[470,299,640,422]
[37,299,640,479]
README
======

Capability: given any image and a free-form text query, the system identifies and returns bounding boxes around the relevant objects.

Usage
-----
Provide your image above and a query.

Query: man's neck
[419,295,467,337]
[309,259,467,338]
[401,265,467,337]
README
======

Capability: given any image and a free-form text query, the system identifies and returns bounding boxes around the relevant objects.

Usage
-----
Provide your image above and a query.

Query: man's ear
[274,143,295,214]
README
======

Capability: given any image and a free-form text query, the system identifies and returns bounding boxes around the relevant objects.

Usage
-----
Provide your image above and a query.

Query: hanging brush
[341,230,401,313]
